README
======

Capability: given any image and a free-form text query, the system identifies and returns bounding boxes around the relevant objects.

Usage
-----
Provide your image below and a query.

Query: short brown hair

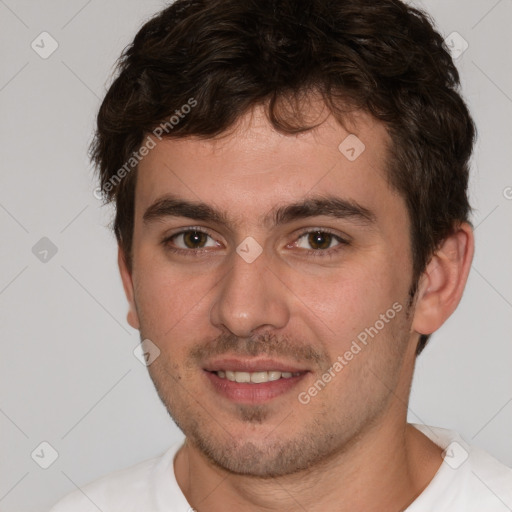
[91,0,476,356]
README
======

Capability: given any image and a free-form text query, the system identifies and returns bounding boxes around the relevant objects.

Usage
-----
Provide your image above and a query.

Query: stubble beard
[146,345,404,478]
[141,291,416,478]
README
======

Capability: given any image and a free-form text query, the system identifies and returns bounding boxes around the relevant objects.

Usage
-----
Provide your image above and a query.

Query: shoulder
[48,443,184,512]
[468,443,512,505]
[410,424,512,511]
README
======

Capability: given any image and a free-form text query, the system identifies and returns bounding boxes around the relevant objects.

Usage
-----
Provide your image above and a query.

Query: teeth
[216,370,301,383]
[250,371,268,383]
[235,371,251,383]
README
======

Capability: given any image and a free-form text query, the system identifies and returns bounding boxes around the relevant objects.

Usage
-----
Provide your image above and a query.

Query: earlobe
[412,223,474,335]
[118,246,140,330]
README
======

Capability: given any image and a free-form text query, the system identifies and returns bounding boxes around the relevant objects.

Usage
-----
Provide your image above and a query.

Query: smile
[214,370,303,383]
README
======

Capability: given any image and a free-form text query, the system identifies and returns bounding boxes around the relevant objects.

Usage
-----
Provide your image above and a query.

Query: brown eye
[308,231,333,250]
[182,231,208,248]
[296,231,340,251]
[170,230,218,250]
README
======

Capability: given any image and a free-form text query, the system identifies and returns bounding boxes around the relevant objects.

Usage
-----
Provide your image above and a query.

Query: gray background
[0,1,511,511]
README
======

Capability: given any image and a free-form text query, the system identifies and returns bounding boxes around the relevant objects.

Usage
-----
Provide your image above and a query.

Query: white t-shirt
[49,423,512,511]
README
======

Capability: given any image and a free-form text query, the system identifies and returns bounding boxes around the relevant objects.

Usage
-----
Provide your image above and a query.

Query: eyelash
[162,226,350,258]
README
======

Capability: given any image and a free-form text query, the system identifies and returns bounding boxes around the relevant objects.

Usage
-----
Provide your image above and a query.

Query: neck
[174,418,443,512]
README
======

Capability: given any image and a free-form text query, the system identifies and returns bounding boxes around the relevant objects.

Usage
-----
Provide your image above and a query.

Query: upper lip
[203,358,309,373]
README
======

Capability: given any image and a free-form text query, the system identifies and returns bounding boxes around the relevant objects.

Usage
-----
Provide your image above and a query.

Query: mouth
[214,370,302,383]
[203,359,309,403]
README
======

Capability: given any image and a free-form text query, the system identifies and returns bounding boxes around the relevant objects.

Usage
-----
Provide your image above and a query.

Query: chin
[183,417,337,478]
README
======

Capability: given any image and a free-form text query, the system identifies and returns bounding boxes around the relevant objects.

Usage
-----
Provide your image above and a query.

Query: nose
[209,249,291,337]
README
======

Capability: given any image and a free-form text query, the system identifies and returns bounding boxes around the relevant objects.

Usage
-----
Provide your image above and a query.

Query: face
[122,105,419,477]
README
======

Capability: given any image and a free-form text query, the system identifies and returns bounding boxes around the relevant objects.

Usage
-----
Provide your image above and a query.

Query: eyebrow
[142,194,377,228]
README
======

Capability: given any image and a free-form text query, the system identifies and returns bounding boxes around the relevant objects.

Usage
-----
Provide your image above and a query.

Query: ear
[412,222,474,335]
[118,245,140,330]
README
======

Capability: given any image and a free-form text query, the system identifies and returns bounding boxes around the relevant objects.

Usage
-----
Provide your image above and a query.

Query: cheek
[132,256,215,341]
[288,259,400,340]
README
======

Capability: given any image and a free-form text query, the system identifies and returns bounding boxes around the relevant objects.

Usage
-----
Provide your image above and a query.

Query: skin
[119,103,474,512]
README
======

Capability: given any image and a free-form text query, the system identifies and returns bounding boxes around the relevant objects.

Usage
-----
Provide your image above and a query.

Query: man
[50,0,512,510]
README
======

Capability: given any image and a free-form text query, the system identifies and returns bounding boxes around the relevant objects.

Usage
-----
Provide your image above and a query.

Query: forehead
[134,105,403,230]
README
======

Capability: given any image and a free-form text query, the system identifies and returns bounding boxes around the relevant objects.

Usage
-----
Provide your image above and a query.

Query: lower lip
[204,371,308,403]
